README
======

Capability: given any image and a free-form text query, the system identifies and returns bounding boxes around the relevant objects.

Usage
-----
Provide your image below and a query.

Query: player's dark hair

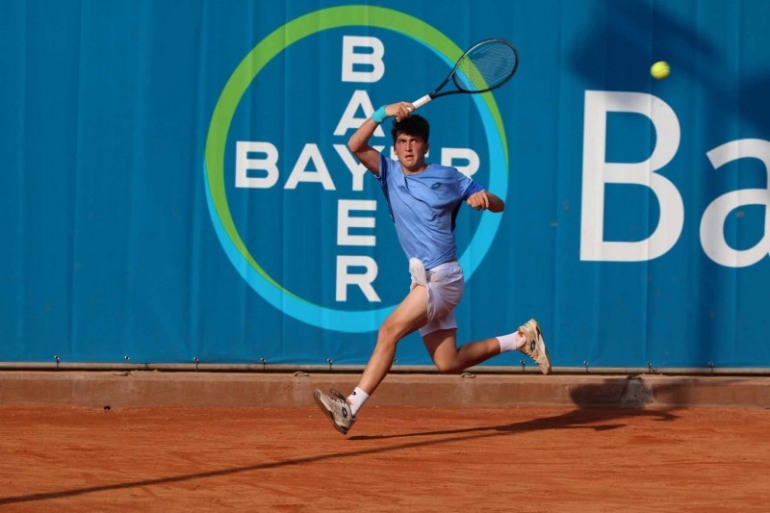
[391,115,430,144]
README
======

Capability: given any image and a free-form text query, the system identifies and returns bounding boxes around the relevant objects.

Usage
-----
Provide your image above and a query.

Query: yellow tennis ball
[651,61,670,80]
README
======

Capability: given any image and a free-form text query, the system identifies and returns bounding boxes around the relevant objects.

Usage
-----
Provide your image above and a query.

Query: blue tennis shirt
[376,154,485,270]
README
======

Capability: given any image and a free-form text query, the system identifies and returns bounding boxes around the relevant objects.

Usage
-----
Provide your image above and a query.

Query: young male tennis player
[314,101,550,435]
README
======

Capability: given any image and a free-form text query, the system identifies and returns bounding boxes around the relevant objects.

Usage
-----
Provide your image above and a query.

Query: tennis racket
[411,38,519,110]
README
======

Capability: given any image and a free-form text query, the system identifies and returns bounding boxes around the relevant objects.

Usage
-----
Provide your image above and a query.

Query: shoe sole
[532,322,552,375]
[313,389,350,435]
[522,320,551,375]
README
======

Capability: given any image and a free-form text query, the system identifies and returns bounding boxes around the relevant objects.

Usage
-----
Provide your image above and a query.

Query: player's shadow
[348,407,671,441]
[350,379,679,441]
[0,381,679,508]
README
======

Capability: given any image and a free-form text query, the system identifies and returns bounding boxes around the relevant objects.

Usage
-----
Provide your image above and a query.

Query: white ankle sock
[497,331,526,353]
[347,387,369,416]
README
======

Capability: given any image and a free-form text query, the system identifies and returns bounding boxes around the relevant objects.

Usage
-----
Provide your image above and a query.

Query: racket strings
[454,42,517,92]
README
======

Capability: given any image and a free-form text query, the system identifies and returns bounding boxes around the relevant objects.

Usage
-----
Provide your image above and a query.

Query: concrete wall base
[1,371,768,409]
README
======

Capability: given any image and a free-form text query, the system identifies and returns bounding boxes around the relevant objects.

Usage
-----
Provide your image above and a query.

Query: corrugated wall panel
[0,0,768,370]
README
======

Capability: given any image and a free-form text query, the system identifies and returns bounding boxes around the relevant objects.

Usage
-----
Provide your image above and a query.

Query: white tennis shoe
[519,319,551,374]
[313,388,356,435]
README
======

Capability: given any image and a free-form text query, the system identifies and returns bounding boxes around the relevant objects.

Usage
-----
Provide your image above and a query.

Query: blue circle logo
[204,6,509,333]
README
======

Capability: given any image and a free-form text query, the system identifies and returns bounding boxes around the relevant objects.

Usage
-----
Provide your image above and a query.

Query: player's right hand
[388,101,415,122]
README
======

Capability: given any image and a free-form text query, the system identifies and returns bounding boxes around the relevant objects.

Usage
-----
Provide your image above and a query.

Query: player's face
[394,133,428,172]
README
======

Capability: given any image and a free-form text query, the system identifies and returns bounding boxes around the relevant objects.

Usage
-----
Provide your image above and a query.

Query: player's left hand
[466,191,491,210]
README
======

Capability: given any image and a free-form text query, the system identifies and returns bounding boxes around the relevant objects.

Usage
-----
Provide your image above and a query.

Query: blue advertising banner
[1,0,768,370]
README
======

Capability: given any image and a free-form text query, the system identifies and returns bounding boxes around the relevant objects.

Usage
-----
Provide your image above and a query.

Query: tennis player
[314,101,550,435]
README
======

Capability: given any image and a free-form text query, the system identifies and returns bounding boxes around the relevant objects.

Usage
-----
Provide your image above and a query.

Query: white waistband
[427,260,458,272]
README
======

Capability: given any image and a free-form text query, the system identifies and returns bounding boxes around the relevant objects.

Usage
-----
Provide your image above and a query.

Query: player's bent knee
[374,329,401,353]
[433,359,463,374]
[378,321,410,345]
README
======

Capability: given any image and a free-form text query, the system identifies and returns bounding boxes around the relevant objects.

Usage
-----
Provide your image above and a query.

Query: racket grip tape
[411,95,432,110]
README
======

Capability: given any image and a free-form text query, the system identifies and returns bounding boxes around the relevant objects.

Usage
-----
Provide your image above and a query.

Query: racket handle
[411,94,433,110]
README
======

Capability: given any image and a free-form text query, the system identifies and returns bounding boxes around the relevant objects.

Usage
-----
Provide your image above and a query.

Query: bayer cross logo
[204,5,509,333]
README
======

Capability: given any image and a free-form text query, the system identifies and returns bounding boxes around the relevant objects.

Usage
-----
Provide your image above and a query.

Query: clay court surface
[1,405,768,512]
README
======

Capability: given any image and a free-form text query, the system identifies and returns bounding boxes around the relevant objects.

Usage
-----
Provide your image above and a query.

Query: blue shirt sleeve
[458,171,485,199]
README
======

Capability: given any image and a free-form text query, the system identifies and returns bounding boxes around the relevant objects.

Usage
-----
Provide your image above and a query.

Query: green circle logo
[204,5,509,332]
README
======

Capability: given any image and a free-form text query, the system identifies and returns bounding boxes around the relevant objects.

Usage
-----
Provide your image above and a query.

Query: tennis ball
[650,61,670,80]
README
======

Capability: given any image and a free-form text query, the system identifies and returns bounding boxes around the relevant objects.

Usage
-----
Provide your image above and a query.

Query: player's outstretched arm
[466,191,505,212]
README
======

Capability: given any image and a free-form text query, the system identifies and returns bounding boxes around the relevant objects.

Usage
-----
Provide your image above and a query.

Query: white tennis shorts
[408,257,465,336]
